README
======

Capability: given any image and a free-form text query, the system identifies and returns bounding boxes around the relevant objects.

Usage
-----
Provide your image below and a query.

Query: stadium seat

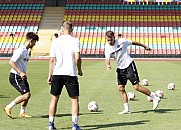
[0,1,44,56]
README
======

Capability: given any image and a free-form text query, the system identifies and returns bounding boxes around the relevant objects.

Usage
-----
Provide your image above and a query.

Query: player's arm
[105,46,111,71]
[105,58,111,71]
[132,41,151,51]
[75,52,83,76]
[47,57,55,85]
[9,60,27,80]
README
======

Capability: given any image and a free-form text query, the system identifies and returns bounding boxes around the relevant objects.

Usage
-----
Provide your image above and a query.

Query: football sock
[20,106,26,114]
[7,101,16,108]
[150,92,155,99]
[123,103,130,111]
[72,116,78,125]
[49,116,55,123]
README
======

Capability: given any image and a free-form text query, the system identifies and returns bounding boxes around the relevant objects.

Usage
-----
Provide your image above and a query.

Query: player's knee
[133,84,140,91]
[24,92,31,100]
[118,85,125,92]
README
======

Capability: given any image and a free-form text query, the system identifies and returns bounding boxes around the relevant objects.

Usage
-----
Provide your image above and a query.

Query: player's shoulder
[12,46,24,55]
[60,35,78,40]
[70,35,79,41]
[17,45,25,51]
[70,36,80,43]
[119,38,132,43]
[118,38,127,42]
[105,43,110,48]
[105,43,114,52]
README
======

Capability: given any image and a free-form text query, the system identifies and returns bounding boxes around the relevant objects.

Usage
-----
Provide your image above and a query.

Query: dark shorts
[9,73,30,94]
[50,75,79,97]
[116,61,139,86]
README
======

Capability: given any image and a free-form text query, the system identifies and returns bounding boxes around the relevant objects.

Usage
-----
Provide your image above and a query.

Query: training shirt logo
[23,58,29,62]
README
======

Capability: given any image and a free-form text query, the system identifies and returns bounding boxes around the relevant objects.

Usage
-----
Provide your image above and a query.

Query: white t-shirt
[50,35,80,76]
[105,38,133,69]
[10,45,29,75]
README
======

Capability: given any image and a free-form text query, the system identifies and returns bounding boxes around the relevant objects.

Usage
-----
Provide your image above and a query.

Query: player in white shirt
[4,32,39,118]
[105,31,161,114]
[47,21,83,130]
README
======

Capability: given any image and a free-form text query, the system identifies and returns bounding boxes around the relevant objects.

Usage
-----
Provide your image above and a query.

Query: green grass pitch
[0,59,181,130]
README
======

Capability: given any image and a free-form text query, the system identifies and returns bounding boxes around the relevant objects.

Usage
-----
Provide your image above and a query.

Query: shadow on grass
[130,99,139,101]
[33,111,103,118]
[62,120,150,130]
[132,108,181,114]
[0,95,10,98]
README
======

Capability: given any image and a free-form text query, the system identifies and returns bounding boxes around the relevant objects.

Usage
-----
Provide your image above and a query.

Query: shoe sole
[4,108,13,119]
[19,116,32,118]
[19,114,32,118]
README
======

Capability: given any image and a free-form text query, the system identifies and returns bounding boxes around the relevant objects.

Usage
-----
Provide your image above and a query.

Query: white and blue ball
[155,90,164,98]
[88,101,99,112]
[167,83,175,90]
[127,92,136,100]
[141,79,149,86]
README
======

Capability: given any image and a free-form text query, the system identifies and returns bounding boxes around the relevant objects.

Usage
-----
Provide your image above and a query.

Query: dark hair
[118,34,122,37]
[26,32,39,42]
[54,33,58,38]
[106,31,114,38]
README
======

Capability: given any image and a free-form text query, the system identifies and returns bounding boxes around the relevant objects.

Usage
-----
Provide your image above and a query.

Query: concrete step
[40,22,61,26]
[42,13,63,16]
[42,17,63,22]
[41,18,63,22]
[34,7,65,56]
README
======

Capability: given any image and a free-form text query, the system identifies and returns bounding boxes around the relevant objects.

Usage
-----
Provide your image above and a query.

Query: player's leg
[117,68,131,114]
[70,96,81,130]
[71,96,79,116]
[4,73,30,118]
[129,62,161,110]
[13,92,31,117]
[19,100,32,118]
[117,84,131,114]
[128,61,151,95]
[48,95,59,130]
[49,95,59,117]
[118,85,127,103]
[65,76,81,130]
[48,75,63,130]
[16,79,31,117]
[133,84,160,110]
[133,83,151,95]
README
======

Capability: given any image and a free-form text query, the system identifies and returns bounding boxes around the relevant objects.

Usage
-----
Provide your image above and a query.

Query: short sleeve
[11,49,21,62]
[105,44,111,59]
[74,39,80,52]
[122,38,132,48]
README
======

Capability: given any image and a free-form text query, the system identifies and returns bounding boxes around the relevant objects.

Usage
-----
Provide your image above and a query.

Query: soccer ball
[88,101,99,112]
[155,90,164,98]
[147,96,153,102]
[141,79,149,86]
[127,92,136,100]
[167,83,175,90]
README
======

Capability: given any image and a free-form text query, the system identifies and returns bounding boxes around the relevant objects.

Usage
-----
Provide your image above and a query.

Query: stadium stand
[32,7,64,56]
[0,0,45,56]
[64,1,181,58]
[0,0,180,58]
